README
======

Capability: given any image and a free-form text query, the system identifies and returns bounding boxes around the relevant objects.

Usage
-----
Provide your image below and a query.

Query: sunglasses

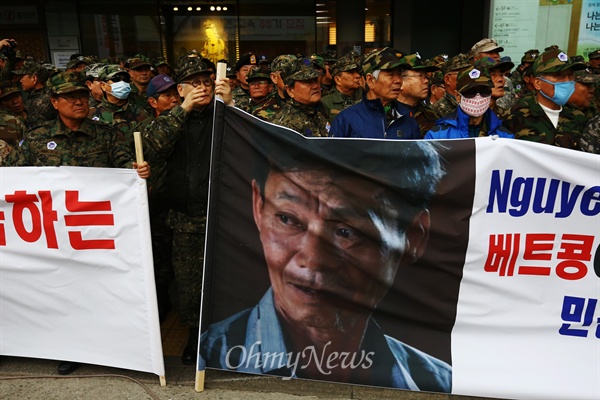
[461,89,492,98]
[111,75,131,83]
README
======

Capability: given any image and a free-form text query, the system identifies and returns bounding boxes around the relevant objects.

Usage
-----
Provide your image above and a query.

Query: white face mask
[460,93,491,117]
[109,80,131,99]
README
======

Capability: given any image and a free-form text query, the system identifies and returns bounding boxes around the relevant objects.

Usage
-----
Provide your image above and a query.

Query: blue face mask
[109,81,131,99]
[538,78,575,106]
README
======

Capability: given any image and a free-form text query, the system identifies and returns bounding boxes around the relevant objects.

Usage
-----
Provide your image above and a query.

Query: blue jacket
[424,107,514,139]
[330,95,421,139]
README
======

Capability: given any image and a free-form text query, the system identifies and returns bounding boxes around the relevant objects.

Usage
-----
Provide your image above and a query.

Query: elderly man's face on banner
[252,168,429,333]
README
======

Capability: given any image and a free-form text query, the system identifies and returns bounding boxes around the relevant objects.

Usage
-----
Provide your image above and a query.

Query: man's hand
[215,78,233,106]
[133,161,150,179]
[0,39,16,49]
[181,85,212,113]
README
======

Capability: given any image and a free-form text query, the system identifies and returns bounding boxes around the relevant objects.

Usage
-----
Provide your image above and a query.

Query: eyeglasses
[58,92,89,103]
[402,73,427,81]
[249,80,270,86]
[111,75,131,83]
[461,89,492,98]
[182,78,213,87]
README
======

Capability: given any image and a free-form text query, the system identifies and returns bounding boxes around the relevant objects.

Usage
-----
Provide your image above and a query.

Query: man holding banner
[200,128,452,392]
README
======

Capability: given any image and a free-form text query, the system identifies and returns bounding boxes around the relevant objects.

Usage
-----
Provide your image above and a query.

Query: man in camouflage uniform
[396,53,439,137]
[272,57,329,137]
[65,55,91,72]
[127,54,154,115]
[231,52,257,111]
[154,57,173,77]
[0,104,27,146]
[428,70,445,105]
[253,54,296,122]
[561,69,599,148]
[319,49,337,96]
[473,57,515,120]
[470,38,504,62]
[0,80,27,122]
[321,50,363,124]
[432,53,472,119]
[504,48,587,149]
[84,63,105,109]
[580,112,600,154]
[89,64,149,141]
[13,61,57,128]
[142,57,232,365]
[587,49,600,111]
[310,54,332,97]
[243,67,279,121]
[511,49,539,96]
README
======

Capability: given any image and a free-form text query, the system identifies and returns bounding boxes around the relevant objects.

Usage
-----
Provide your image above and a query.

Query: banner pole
[133,131,144,165]
[159,375,166,387]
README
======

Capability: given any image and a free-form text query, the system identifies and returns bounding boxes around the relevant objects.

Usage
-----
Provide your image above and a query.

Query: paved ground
[0,355,502,400]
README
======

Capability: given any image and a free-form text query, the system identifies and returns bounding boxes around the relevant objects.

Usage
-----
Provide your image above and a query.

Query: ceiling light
[173,6,178,11]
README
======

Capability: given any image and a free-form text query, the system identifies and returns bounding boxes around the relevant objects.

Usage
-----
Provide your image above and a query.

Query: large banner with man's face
[197,103,600,400]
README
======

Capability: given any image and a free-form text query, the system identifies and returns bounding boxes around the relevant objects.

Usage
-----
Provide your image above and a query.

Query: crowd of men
[0,36,599,374]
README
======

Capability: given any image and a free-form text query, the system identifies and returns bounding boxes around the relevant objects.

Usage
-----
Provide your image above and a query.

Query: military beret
[98,64,129,81]
[283,57,321,85]
[456,67,493,94]
[521,49,540,64]
[573,69,600,84]
[442,53,471,75]
[235,52,257,71]
[362,47,410,75]
[258,55,270,65]
[0,80,22,99]
[128,54,152,69]
[398,53,439,72]
[588,49,600,60]
[470,38,504,56]
[473,57,514,73]
[175,57,210,83]
[270,54,297,73]
[47,71,89,95]
[246,66,271,82]
[225,66,236,78]
[147,74,177,96]
[532,48,587,76]
[12,61,42,76]
[330,51,361,77]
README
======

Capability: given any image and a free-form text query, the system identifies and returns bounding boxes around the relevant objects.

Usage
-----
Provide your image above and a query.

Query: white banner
[453,139,600,400]
[0,166,164,377]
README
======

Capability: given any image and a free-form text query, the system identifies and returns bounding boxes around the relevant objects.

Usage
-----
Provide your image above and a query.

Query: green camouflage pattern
[432,91,460,119]
[427,54,448,69]
[270,54,297,73]
[24,87,57,128]
[246,67,271,81]
[175,57,209,83]
[456,66,493,94]
[320,50,337,63]
[310,54,325,69]
[321,85,363,124]
[47,71,88,95]
[442,53,471,75]
[282,58,321,85]
[272,99,330,137]
[251,92,284,122]
[89,97,150,142]
[473,57,514,73]
[66,55,92,70]
[0,108,27,146]
[12,60,41,76]
[589,49,600,60]
[1,118,134,167]
[0,80,21,99]
[330,51,361,77]
[412,102,438,138]
[573,69,600,84]
[580,113,600,154]
[521,49,540,63]
[128,54,152,69]
[84,63,106,80]
[503,95,576,148]
[470,38,503,57]
[561,100,597,147]
[398,53,439,72]
[532,48,586,76]
[98,64,129,81]
[362,47,408,75]
[154,56,170,66]
[232,86,252,111]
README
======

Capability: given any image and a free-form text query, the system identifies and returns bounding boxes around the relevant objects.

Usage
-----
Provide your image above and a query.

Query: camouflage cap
[235,52,257,71]
[47,71,89,95]
[362,47,409,75]
[175,57,210,83]
[283,57,321,85]
[570,55,585,63]
[154,57,170,66]
[428,54,449,69]
[473,56,514,73]
[320,50,337,63]
[442,53,471,75]
[270,54,297,73]
[84,63,106,80]
[12,60,42,76]
[310,54,325,70]
[588,49,600,60]
[246,66,271,81]
[330,51,361,77]
[128,54,152,69]
[98,64,129,81]
[41,63,61,79]
[471,38,504,55]
[398,53,439,72]
[456,67,493,94]
[0,80,22,100]
[66,55,92,70]
[573,69,600,84]
[430,70,444,86]
[545,45,559,52]
[521,49,540,64]
[532,48,587,76]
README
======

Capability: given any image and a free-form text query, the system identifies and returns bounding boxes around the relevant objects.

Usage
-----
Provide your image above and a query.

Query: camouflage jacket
[580,113,600,154]
[320,83,334,97]
[503,95,576,149]
[0,108,27,146]
[89,98,150,142]
[561,103,596,143]
[491,102,511,121]
[432,91,459,119]
[251,92,284,122]
[25,87,57,129]
[396,101,437,138]
[272,99,330,137]
[232,86,252,112]
[1,117,134,168]
[129,83,154,117]
[321,86,363,124]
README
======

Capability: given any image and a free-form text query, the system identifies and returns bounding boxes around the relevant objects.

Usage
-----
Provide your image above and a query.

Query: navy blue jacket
[330,95,421,139]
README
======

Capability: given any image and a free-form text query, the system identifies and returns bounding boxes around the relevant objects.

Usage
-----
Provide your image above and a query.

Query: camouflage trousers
[167,209,206,328]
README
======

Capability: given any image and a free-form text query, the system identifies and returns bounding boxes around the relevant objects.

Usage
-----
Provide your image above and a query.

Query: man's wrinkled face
[130,66,152,85]
[149,86,181,115]
[19,74,36,91]
[489,68,507,99]
[401,70,430,101]
[248,78,272,101]
[368,68,403,105]
[50,90,90,121]
[237,65,253,87]
[335,69,361,93]
[568,82,595,109]
[1,92,25,114]
[286,78,321,105]
[252,169,414,333]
